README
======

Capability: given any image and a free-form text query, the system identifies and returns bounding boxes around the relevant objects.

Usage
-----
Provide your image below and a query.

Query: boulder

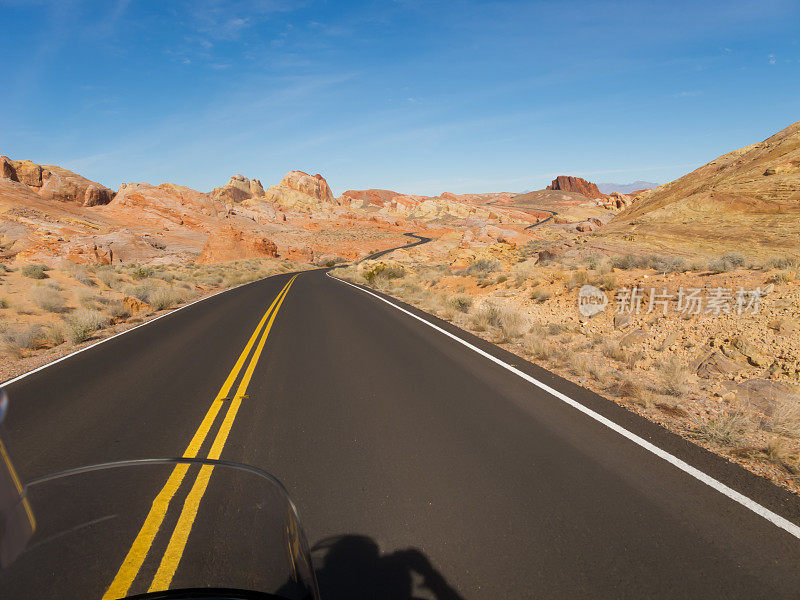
[696,351,742,379]
[576,221,595,232]
[735,379,798,415]
[619,328,648,347]
[613,314,632,329]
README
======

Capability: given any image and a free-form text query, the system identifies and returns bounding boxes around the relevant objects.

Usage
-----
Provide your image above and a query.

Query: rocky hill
[603,121,800,257]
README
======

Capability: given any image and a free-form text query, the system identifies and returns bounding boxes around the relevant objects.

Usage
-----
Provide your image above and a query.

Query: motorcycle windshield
[0,458,319,600]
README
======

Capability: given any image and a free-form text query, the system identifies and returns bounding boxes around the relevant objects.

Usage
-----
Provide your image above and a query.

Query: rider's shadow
[311,534,464,600]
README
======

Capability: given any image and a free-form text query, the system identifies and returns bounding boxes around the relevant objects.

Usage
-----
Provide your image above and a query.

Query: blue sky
[1,0,798,195]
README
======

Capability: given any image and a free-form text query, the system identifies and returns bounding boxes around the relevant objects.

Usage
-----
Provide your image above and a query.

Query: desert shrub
[522,334,551,360]
[73,268,96,286]
[599,273,617,291]
[767,271,792,284]
[611,254,647,270]
[763,394,800,439]
[766,256,798,270]
[649,256,687,273]
[709,252,746,273]
[657,356,689,397]
[30,285,66,312]
[529,287,551,303]
[125,282,157,303]
[96,269,119,288]
[22,264,51,279]
[0,299,8,309]
[363,263,405,285]
[466,258,500,276]
[1,323,45,356]
[147,287,186,310]
[47,323,66,346]
[65,310,109,343]
[495,274,508,284]
[566,270,589,290]
[130,265,155,280]
[152,270,176,283]
[448,295,473,313]
[692,411,754,447]
[584,255,599,270]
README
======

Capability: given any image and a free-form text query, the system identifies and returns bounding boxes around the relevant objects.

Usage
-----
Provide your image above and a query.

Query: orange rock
[123,295,149,314]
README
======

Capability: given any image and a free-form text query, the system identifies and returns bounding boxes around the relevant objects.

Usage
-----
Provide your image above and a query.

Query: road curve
[1,268,800,599]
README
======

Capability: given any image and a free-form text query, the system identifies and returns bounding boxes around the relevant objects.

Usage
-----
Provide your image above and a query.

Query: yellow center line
[102,276,295,600]
[147,275,296,591]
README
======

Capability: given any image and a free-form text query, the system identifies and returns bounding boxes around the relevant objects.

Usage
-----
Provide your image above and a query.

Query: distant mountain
[597,180,658,194]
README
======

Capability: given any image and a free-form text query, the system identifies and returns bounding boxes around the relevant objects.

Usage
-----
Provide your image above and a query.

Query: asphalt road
[1,256,800,598]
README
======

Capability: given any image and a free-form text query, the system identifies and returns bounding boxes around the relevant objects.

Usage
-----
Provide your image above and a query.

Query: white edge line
[1,271,296,388]
[328,272,800,541]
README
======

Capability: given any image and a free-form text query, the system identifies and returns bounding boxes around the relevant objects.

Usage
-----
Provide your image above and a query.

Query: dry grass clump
[566,270,590,290]
[96,268,119,288]
[65,310,110,343]
[125,281,158,303]
[522,333,552,360]
[615,375,652,406]
[657,356,690,397]
[599,272,617,291]
[691,411,755,447]
[529,287,551,303]
[447,294,473,313]
[497,306,528,341]
[71,267,96,287]
[470,303,499,332]
[30,285,66,312]
[610,254,687,273]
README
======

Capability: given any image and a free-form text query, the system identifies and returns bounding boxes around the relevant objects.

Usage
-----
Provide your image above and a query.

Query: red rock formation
[546,176,606,199]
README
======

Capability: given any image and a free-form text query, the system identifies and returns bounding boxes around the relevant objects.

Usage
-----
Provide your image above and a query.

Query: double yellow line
[102,274,297,599]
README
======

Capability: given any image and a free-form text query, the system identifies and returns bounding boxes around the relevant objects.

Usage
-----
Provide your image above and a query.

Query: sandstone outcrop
[546,175,605,199]
[265,171,334,211]
[210,174,265,203]
[0,155,115,206]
